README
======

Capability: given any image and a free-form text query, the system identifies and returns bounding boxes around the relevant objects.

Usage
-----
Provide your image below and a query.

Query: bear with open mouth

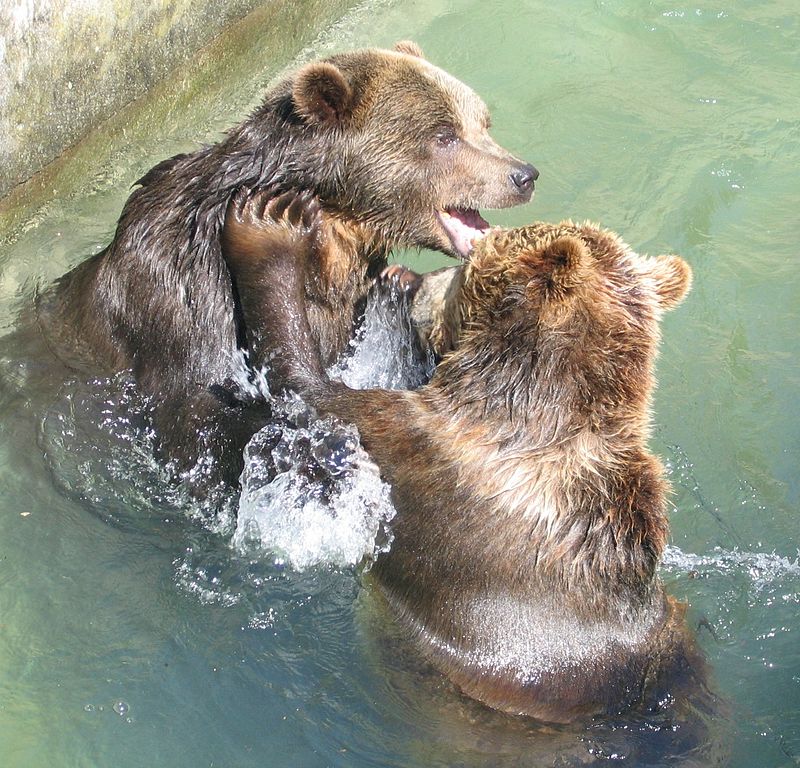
[38,41,535,494]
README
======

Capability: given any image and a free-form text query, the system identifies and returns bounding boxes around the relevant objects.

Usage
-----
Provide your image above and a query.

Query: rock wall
[0,0,355,198]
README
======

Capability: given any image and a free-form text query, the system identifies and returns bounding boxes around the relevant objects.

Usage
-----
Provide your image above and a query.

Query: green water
[1,0,798,765]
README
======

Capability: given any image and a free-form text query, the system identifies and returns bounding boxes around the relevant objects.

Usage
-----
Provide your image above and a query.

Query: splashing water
[37,284,425,570]
[39,372,236,533]
[232,396,396,570]
[662,545,800,592]
[232,286,430,569]
[329,282,434,390]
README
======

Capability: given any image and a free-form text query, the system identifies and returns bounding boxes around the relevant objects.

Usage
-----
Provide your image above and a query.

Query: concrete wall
[0,0,352,198]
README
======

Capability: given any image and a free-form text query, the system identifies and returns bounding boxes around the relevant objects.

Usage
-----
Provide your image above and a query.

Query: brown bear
[223,191,706,724]
[37,41,536,493]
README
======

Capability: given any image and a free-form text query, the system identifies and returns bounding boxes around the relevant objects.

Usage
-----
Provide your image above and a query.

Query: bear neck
[430,329,656,449]
[109,85,396,273]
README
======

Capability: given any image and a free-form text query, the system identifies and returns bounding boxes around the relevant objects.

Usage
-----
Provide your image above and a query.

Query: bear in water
[223,190,707,725]
[38,42,535,493]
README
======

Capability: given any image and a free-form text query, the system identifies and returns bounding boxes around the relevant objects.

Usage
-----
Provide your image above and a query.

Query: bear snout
[510,163,539,196]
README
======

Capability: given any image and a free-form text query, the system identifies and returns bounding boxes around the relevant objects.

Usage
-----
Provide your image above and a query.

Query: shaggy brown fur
[226,192,705,722]
[38,42,535,492]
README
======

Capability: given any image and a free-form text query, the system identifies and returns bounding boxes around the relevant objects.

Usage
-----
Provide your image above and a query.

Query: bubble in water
[247,609,278,630]
[112,700,129,717]
[174,556,242,607]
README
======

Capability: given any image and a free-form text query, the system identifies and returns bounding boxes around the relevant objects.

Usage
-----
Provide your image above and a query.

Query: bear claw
[229,187,322,237]
[378,264,423,295]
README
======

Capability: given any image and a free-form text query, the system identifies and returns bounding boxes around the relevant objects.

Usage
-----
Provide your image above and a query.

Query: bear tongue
[439,208,491,258]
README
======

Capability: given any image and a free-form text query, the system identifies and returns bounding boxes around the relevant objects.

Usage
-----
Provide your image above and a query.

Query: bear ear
[648,254,692,310]
[292,61,353,125]
[393,40,425,59]
[523,235,589,300]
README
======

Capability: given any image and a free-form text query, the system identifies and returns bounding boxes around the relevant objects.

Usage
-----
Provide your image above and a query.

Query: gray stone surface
[0,0,344,197]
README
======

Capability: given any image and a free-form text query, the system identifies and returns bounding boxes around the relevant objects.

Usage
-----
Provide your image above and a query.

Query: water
[233,395,396,571]
[1,0,798,765]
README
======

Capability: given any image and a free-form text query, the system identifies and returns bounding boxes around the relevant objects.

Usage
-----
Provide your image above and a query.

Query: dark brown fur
[227,195,705,723]
[37,43,535,491]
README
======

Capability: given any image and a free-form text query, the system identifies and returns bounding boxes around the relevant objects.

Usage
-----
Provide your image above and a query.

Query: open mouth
[437,208,491,259]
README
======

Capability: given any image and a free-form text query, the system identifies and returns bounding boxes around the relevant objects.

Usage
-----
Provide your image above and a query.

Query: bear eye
[434,126,459,147]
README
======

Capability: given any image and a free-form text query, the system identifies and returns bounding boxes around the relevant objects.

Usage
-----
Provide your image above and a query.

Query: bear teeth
[439,208,490,258]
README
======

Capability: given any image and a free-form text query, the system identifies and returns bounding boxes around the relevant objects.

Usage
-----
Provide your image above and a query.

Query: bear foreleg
[221,189,326,394]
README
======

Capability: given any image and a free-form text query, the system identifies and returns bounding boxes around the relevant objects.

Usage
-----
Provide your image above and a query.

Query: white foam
[233,405,395,570]
[662,544,800,590]
[329,284,434,391]
[233,289,430,570]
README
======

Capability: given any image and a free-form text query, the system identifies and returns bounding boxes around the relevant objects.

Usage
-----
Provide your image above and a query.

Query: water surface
[1,1,798,766]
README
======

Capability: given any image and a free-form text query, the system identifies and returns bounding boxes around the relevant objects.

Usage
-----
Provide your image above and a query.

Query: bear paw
[223,187,323,268]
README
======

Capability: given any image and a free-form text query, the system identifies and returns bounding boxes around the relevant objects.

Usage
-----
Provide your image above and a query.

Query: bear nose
[510,164,539,194]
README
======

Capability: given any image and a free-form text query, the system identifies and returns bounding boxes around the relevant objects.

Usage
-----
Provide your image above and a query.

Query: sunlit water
[1,1,798,766]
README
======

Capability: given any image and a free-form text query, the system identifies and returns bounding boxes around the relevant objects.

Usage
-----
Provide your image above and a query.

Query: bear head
[264,42,537,259]
[435,222,692,435]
